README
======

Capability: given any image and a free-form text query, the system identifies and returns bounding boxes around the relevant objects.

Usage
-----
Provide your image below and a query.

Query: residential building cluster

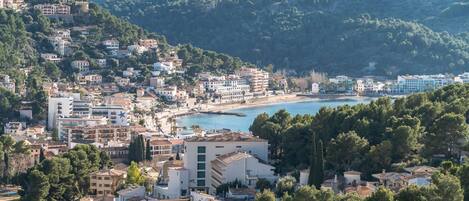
[311,73,469,95]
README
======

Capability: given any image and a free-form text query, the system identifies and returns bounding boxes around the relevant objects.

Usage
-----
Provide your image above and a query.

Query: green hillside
[97,0,469,75]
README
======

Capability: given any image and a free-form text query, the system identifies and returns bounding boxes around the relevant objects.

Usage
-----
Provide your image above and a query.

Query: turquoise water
[176,98,373,132]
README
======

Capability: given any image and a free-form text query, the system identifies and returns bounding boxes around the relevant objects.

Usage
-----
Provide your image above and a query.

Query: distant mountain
[97,0,469,76]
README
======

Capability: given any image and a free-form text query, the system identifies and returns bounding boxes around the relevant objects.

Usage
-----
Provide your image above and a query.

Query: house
[210,151,276,191]
[372,171,411,191]
[153,62,175,74]
[102,39,119,51]
[123,68,141,78]
[0,74,15,93]
[4,122,26,135]
[41,53,62,63]
[226,188,257,201]
[155,86,178,101]
[116,185,146,201]
[89,169,126,197]
[191,191,219,201]
[71,60,90,74]
[138,39,158,49]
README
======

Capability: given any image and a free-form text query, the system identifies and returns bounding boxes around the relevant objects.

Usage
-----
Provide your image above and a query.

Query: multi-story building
[153,62,175,74]
[92,105,129,126]
[78,74,102,85]
[89,169,126,197]
[64,125,131,145]
[34,4,70,15]
[236,67,269,94]
[41,53,62,63]
[48,96,74,129]
[0,74,15,93]
[0,0,24,10]
[392,74,454,94]
[71,60,90,74]
[201,75,252,104]
[183,132,269,194]
[139,39,158,49]
[155,86,178,101]
[102,39,120,50]
[57,116,108,140]
[210,152,276,191]
[149,139,172,159]
[48,36,70,56]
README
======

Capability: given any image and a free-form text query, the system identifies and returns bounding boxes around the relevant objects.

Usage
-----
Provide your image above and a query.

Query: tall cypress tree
[128,140,135,163]
[146,139,152,161]
[315,140,324,188]
[39,148,46,162]
[138,135,145,162]
[308,133,317,186]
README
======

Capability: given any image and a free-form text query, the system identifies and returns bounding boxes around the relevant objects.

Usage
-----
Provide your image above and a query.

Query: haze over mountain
[97,0,469,76]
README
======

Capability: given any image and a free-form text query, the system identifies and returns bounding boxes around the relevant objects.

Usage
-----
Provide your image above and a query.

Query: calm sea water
[176,98,373,132]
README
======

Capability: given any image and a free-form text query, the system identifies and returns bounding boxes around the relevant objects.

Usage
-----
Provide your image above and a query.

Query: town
[0,0,468,201]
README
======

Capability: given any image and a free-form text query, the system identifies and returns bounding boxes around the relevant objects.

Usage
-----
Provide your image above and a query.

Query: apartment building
[48,96,74,129]
[34,4,70,15]
[149,139,173,159]
[236,67,269,93]
[393,74,454,94]
[92,105,129,126]
[90,169,126,197]
[57,116,108,140]
[64,125,131,145]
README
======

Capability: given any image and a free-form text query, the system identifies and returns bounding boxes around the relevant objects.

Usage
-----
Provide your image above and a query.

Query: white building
[154,167,190,199]
[48,96,74,129]
[34,4,71,15]
[393,74,454,94]
[123,68,141,78]
[102,39,119,50]
[41,53,62,63]
[92,105,129,126]
[3,122,26,135]
[190,191,219,201]
[153,62,175,74]
[57,116,108,140]
[311,83,320,94]
[201,75,252,104]
[116,186,146,201]
[150,77,165,88]
[183,133,269,194]
[155,86,178,101]
[0,74,15,93]
[211,152,276,191]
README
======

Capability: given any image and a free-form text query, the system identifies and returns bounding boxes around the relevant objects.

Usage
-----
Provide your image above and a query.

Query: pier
[199,111,246,117]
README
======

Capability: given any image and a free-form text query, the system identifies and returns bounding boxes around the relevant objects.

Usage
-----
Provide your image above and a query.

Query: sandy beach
[204,93,312,111]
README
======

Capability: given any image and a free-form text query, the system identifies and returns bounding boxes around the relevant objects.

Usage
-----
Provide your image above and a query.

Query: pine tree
[146,139,152,161]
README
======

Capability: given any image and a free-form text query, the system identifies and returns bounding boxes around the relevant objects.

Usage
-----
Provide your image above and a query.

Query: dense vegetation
[18,145,112,200]
[256,170,466,201]
[98,0,469,75]
[249,83,469,196]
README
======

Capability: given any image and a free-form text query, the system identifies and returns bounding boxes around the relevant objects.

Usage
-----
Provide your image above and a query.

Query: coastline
[202,93,372,112]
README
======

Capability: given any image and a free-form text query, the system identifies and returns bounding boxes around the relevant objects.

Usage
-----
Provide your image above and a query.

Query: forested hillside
[98,0,469,76]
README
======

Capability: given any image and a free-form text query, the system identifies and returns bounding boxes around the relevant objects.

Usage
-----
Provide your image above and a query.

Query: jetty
[200,111,246,117]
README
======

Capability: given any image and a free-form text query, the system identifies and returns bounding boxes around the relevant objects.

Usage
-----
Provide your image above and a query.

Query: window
[197,146,206,153]
[236,146,242,148]
[197,155,206,162]
[197,171,205,178]
[197,163,205,170]
[197,180,205,187]
[215,146,224,148]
